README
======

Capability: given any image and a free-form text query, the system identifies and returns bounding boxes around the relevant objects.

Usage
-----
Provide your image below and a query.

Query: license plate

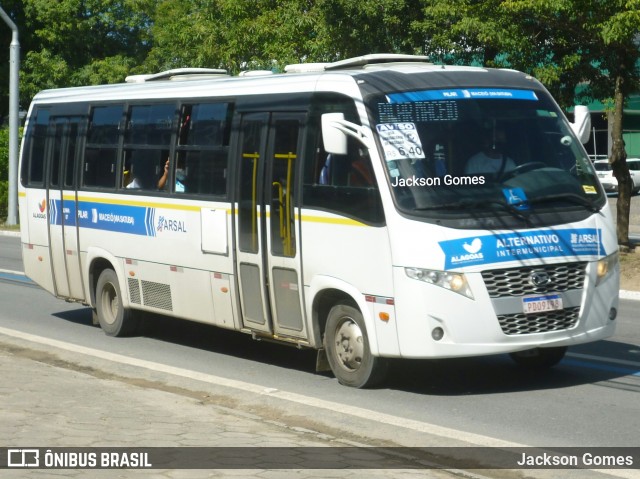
[522,294,563,314]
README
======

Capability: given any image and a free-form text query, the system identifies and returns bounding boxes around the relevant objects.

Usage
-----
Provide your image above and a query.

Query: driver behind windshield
[465,125,516,176]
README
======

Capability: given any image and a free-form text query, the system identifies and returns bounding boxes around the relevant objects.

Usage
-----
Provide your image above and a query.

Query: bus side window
[84,148,118,188]
[175,102,232,196]
[123,149,168,190]
[21,108,50,187]
[83,105,122,189]
[303,110,384,225]
[317,147,374,188]
[122,103,176,192]
[49,123,64,188]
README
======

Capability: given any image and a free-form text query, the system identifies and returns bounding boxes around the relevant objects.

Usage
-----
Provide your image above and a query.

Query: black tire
[509,346,567,369]
[323,304,388,388]
[95,269,139,337]
[91,309,99,326]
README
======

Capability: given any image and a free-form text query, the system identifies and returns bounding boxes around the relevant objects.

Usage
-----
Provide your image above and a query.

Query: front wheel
[509,346,567,369]
[95,269,139,337]
[323,304,388,388]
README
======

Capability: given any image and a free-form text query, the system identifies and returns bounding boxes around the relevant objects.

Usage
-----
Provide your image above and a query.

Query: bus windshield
[369,88,604,220]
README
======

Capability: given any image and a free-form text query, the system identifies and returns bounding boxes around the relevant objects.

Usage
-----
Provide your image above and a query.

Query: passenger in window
[126,152,161,190]
[319,154,332,184]
[122,164,132,187]
[349,149,375,186]
[157,159,186,192]
[126,174,149,189]
[465,127,516,175]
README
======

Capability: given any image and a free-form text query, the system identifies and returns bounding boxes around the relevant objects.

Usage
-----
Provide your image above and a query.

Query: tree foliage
[18,0,155,105]
[0,126,22,220]
[146,0,335,73]
[1,1,639,242]
[414,0,640,246]
[1,1,637,109]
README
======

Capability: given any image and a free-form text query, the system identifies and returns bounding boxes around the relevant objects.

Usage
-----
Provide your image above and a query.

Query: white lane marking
[0,268,26,275]
[620,289,640,301]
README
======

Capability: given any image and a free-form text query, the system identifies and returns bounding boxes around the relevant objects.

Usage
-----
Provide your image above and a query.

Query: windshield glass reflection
[369,88,604,218]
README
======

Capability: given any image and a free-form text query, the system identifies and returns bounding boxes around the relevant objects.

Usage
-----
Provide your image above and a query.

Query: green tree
[591,0,640,248]
[140,0,208,72]
[146,0,338,74]
[0,126,22,221]
[0,1,31,120]
[144,0,423,74]
[499,0,640,248]
[320,0,422,59]
[414,0,640,248]
[20,0,156,103]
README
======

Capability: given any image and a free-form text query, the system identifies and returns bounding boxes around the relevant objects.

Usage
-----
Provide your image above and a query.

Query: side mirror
[571,105,591,144]
[321,113,348,155]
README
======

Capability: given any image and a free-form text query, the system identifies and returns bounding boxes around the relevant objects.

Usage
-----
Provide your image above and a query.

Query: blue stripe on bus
[387,88,539,103]
[49,199,154,237]
[438,228,605,269]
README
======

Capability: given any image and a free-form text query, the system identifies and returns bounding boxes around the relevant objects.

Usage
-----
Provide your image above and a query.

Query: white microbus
[18,54,619,388]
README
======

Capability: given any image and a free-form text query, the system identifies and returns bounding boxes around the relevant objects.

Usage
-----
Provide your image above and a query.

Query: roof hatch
[285,54,431,73]
[125,68,228,83]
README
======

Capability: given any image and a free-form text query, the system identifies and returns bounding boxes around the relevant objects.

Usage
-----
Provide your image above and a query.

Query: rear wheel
[95,269,139,337]
[509,346,567,369]
[323,304,388,388]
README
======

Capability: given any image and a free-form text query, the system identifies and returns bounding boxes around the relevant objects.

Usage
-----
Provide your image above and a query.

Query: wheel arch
[307,276,380,355]
[86,248,127,309]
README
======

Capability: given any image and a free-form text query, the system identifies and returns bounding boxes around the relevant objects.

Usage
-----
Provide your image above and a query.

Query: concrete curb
[620,289,640,301]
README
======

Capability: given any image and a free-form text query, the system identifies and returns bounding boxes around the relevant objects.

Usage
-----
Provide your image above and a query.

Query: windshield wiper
[414,200,477,211]
[528,193,600,212]
[415,199,531,221]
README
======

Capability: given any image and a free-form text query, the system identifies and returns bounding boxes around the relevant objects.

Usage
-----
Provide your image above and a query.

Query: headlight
[595,252,619,286]
[405,267,474,299]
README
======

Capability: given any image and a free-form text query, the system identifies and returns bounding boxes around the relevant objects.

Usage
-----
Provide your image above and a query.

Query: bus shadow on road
[52,308,319,374]
[383,341,640,395]
[51,308,637,394]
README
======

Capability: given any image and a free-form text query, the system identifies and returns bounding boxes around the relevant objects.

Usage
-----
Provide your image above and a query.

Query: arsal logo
[156,215,188,233]
[38,199,46,213]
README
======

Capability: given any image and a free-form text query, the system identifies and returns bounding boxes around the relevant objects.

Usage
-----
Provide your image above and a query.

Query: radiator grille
[482,262,587,298]
[497,307,580,335]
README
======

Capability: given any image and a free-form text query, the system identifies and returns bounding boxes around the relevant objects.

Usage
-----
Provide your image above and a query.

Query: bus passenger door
[235,113,307,339]
[47,116,84,300]
[236,113,271,332]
